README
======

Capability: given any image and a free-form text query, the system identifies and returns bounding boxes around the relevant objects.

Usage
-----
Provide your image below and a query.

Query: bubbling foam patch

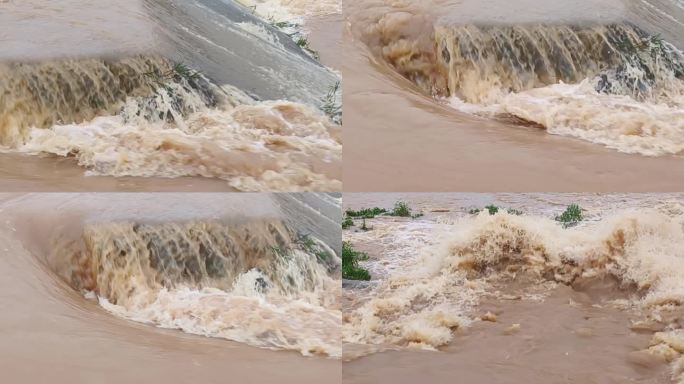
[20,101,342,192]
[53,220,342,357]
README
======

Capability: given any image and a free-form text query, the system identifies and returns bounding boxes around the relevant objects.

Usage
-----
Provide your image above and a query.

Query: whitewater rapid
[342,193,684,383]
[0,0,342,191]
[2,193,342,358]
[358,0,684,156]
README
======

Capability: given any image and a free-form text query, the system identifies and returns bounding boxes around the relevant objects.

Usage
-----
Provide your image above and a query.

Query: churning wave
[368,12,684,156]
[0,0,342,191]
[343,210,684,381]
[51,219,341,357]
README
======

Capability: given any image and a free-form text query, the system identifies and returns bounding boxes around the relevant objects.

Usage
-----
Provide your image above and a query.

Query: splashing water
[53,220,342,357]
[0,56,342,191]
[368,13,684,156]
[343,203,684,381]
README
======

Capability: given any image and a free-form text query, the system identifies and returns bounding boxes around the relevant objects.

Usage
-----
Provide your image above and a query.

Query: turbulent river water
[343,193,684,383]
[343,0,684,191]
[0,0,342,191]
[0,192,342,383]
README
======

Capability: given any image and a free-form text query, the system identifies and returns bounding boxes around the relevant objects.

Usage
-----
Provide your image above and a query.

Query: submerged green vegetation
[321,81,342,124]
[361,218,371,231]
[342,215,354,229]
[598,32,684,98]
[256,10,342,125]
[263,15,320,61]
[469,205,523,216]
[389,201,412,217]
[342,242,370,281]
[468,202,583,228]
[143,62,201,91]
[555,204,584,228]
[346,207,387,219]
[269,233,334,266]
[344,201,424,224]
[294,36,320,61]
[614,33,682,77]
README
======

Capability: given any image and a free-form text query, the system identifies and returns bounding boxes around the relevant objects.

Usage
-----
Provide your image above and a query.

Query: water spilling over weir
[0,0,342,191]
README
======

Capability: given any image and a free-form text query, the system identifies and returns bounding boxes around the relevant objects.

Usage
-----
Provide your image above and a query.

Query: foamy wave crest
[19,101,341,192]
[483,81,684,156]
[55,220,341,357]
[343,210,684,378]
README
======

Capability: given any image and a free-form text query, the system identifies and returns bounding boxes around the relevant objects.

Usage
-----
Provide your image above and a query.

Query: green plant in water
[555,204,583,228]
[321,81,342,124]
[389,201,412,217]
[267,16,299,31]
[295,233,332,263]
[143,62,201,92]
[270,245,290,260]
[605,33,684,96]
[342,216,354,230]
[342,242,370,281]
[469,205,523,216]
[346,207,387,218]
[361,218,370,231]
[292,35,320,60]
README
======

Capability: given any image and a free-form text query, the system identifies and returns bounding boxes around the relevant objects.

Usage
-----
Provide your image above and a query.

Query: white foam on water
[18,100,341,192]
[68,221,342,358]
[449,80,684,156]
[98,266,342,358]
[344,206,684,380]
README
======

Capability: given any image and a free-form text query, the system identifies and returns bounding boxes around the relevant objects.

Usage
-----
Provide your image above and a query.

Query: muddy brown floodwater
[0,0,342,192]
[344,283,673,384]
[343,0,684,192]
[0,193,342,384]
[342,193,684,384]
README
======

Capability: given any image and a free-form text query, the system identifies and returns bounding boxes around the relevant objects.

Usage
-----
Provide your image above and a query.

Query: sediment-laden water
[343,193,684,383]
[0,193,341,383]
[343,0,684,191]
[358,0,684,156]
[0,0,342,191]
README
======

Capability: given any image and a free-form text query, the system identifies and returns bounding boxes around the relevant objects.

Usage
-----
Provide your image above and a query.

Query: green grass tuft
[271,245,290,260]
[321,81,342,124]
[342,216,354,230]
[555,204,583,228]
[347,201,422,221]
[346,207,387,219]
[342,242,371,281]
[469,205,523,216]
[142,62,201,93]
[389,201,412,217]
